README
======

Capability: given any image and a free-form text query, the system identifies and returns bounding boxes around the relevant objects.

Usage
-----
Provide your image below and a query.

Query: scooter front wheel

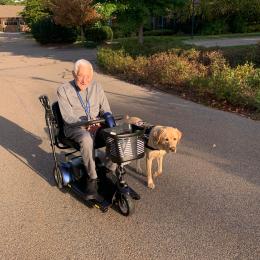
[53,166,63,189]
[118,193,135,216]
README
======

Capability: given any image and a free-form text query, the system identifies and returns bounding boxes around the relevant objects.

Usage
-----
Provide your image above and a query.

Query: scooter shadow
[125,163,147,187]
[0,116,55,186]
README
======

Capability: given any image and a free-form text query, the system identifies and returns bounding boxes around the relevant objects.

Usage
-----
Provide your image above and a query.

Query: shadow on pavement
[0,33,97,65]
[0,116,55,186]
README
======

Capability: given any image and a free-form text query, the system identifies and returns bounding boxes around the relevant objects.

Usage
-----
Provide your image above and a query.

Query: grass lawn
[109,35,192,56]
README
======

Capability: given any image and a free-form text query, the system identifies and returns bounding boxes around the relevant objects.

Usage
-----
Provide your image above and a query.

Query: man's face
[73,64,93,90]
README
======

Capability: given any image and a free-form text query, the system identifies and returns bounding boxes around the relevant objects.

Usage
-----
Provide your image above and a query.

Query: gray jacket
[57,80,111,136]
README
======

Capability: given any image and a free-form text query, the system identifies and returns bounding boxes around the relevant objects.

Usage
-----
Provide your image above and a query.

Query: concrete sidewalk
[184,36,260,47]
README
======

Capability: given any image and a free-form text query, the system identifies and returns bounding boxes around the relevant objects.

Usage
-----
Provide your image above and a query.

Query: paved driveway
[0,33,259,260]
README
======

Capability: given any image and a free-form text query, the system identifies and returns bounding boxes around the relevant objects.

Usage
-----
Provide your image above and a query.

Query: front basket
[103,124,145,163]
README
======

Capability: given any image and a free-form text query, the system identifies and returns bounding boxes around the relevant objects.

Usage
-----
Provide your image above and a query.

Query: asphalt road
[0,33,259,260]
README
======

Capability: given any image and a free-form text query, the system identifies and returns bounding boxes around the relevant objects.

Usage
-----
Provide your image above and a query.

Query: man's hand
[86,123,101,134]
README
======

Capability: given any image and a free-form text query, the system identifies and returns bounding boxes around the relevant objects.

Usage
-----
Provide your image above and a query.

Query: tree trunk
[152,16,156,30]
[138,23,144,45]
[80,25,85,43]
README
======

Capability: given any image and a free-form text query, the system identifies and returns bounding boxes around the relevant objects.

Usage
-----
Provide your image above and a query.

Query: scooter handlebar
[69,115,124,128]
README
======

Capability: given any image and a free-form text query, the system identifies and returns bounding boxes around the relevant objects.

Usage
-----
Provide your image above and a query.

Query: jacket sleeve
[57,86,79,124]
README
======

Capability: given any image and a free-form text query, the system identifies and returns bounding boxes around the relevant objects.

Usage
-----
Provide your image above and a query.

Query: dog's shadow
[125,162,147,187]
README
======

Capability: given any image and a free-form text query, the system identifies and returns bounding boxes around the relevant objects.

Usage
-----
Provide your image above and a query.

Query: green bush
[112,24,134,39]
[84,26,113,43]
[219,46,257,67]
[209,63,260,107]
[97,47,260,111]
[229,16,247,33]
[201,20,229,35]
[102,25,113,41]
[31,17,77,44]
[256,42,260,66]
[147,50,207,87]
[246,24,260,33]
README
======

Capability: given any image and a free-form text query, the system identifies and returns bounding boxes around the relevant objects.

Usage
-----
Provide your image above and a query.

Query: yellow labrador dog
[125,116,182,189]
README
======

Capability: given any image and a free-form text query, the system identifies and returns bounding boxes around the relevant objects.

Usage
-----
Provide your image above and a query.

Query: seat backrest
[52,101,66,139]
[51,102,80,150]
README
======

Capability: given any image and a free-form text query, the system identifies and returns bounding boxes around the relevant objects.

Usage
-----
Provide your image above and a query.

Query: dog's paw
[154,171,162,178]
[148,182,155,189]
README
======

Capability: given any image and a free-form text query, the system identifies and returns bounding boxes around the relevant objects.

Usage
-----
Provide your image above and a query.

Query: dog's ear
[175,128,182,143]
[153,126,165,144]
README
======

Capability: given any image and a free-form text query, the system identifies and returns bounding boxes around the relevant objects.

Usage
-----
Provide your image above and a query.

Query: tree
[100,0,189,44]
[20,0,50,27]
[47,0,100,42]
[95,2,117,26]
[198,0,260,33]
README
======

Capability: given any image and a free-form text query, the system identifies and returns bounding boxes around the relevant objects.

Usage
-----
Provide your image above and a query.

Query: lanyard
[74,81,91,119]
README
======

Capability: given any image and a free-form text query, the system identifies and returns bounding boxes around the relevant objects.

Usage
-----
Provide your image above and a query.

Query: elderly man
[57,59,112,200]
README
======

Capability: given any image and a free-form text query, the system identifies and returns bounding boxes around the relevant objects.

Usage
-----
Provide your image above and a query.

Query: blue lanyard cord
[77,91,90,113]
[74,84,91,119]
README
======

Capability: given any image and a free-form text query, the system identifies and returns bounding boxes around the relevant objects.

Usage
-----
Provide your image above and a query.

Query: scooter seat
[52,101,80,150]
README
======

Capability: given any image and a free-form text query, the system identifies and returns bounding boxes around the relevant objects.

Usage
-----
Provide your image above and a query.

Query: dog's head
[152,126,182,152]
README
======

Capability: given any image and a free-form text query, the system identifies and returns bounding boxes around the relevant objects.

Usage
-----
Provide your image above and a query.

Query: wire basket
[103,124,145,163]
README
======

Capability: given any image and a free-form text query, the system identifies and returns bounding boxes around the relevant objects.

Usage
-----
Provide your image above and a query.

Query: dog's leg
[146,156,155,189]
[154,155,163,178]
[136,159,143,174]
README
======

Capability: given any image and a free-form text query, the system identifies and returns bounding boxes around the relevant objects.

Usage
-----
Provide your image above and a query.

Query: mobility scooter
[39,95,145,216]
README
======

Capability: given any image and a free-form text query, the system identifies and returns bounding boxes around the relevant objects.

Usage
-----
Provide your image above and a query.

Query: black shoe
[85,178,103,202]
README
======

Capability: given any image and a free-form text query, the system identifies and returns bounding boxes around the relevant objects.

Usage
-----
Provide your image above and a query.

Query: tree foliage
[100,0,184,44]
[47,0,99,27]
[20,0,50,27]
[95,2,117,25]
[198,0,260,21]
[195,0,260,33]
[47,0,100,41]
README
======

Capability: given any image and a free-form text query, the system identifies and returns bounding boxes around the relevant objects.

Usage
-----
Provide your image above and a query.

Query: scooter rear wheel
[118,194,134,216]
[53,166,63,189]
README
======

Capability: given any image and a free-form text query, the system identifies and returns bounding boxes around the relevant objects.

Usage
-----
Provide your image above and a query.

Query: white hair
[73,59,93,75]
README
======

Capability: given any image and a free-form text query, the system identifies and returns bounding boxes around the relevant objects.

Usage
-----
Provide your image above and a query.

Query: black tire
[53,166,63,189]
[118,193,135,216]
